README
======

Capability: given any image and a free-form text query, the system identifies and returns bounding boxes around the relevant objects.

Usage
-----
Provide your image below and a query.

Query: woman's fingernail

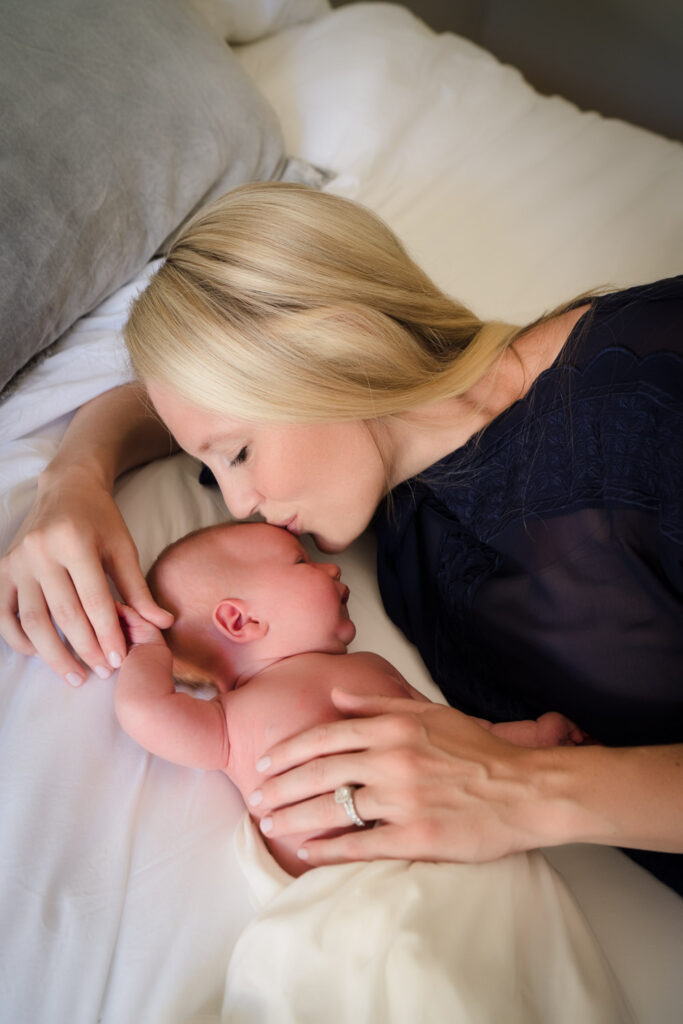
[93,665,111,679]
[66,673,83,687]
[108,651,123,669]
[297,848,309,861]
[256,756,271,773]
[248,790,262,807]
[260,817,273,834]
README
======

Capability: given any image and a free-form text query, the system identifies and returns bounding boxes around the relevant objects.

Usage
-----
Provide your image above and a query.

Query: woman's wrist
[510,744,611,849]
[514,741,683,854]
[39,448,117,495]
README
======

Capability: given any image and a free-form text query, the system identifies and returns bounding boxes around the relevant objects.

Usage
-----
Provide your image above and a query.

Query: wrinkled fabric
[223,815,633,1024]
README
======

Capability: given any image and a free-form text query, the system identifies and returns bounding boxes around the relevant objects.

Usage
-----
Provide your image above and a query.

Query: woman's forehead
[146,381,249,448]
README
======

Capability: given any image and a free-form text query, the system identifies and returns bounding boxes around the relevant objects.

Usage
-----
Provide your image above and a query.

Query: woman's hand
[0,464,173,685]
[251,689,563,867]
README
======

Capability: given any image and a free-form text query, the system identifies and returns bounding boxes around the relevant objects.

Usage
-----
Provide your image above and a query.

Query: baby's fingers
[115,601,165,647]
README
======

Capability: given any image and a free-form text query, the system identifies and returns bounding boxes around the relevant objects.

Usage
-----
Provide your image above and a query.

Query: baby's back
[222,651,416,876]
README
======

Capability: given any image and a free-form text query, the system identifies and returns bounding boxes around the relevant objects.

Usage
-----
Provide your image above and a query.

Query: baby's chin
[340,617,357,647]
[317,618,356,654]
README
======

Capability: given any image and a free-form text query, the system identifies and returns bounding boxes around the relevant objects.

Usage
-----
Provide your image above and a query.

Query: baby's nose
[321,562,342,580]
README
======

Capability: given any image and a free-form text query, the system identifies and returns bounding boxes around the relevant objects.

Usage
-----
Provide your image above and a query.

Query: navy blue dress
[375,276,683,893]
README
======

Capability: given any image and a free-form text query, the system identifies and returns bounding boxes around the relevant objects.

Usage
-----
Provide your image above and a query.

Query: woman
[1,183,681,891]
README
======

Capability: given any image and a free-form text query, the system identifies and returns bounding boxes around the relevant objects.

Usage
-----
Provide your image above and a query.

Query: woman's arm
[0,384,176,683]
[528,737,683,853]
[47,382,177,488]
[249,690,683,865]
[115,605,230,771]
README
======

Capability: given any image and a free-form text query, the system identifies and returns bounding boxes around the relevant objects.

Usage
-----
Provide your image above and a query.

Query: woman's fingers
[40,565,121,677]
[257,785,380,839]
[253,699,546,864]
[257,718,373,780]
[109,549,174,630]
[331,688,430,718]
[295,819,474,867]
[257,690,431,776]
[0,576,36,655]
[15,576,89,683]
[0,476,173,680]
[297,823,431,867]
[252,750,378,814]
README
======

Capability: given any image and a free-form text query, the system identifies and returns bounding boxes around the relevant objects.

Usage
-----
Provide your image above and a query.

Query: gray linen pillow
[0,0,285,393]
[188,0,330,43]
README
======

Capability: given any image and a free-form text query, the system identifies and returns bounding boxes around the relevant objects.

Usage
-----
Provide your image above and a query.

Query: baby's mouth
[340,585,350,605]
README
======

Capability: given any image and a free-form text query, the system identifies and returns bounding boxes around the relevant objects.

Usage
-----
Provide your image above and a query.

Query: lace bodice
[376,277,683,744]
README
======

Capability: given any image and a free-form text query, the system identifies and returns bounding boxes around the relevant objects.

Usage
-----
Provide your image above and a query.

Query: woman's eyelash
[229,446,248,467]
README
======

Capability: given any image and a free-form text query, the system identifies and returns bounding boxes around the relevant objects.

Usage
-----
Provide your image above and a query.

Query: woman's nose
[217,473,261,520]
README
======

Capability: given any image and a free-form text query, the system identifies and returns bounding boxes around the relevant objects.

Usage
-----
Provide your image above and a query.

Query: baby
[115,521,586,877]
[115,522,631,1024]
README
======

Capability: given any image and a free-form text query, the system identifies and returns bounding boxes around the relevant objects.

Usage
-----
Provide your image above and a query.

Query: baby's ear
[213,599,268,643]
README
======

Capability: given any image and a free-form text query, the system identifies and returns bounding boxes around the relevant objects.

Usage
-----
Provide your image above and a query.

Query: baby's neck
[220,650,315,693]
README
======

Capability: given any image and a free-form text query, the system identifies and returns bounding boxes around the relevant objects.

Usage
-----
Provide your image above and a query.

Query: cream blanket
[223,816,633,1023]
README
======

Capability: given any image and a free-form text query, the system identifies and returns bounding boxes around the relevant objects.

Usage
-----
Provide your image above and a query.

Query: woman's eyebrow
[196,432,236,454]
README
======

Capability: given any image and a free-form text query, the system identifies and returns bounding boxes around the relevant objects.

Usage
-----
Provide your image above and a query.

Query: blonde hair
[125,182,527,423]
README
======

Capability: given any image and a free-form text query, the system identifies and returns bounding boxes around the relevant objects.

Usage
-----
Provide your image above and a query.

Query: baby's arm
[339,654,586,750]
[115,605,229,770]
[354,655,586,745]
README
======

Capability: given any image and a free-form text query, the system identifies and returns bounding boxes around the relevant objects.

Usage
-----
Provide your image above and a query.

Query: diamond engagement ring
[334,784,366,827]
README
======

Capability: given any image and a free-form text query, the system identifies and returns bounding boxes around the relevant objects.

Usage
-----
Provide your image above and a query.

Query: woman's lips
[274,515,300,534]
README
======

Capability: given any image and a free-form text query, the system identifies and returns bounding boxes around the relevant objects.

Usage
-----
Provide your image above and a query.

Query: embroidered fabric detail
[425,347,683,547]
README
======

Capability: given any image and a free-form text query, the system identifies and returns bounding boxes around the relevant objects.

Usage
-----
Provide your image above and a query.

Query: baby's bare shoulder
[333,651,412,697]
[345,650,403,675]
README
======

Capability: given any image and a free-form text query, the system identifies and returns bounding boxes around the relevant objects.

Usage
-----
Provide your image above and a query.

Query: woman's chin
[311,532,348,555]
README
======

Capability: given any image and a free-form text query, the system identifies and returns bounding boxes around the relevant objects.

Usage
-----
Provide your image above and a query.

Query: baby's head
[147,522,355,689]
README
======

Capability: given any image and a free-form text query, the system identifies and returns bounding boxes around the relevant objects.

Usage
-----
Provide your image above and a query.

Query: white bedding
[1,4,682,1022]
[225,816,632,1023]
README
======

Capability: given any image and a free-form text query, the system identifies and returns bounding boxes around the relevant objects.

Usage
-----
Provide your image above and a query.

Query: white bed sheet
[1,4,682,1022]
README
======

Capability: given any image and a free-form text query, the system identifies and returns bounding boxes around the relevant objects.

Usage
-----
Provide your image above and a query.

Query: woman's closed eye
[229,446,249,468]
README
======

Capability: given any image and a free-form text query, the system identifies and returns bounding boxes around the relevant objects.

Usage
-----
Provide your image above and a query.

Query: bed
[1,1,682,1021]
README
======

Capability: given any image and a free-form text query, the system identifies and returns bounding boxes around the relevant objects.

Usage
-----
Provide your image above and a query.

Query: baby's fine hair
[125,182,524,423]
[146,523,238,689]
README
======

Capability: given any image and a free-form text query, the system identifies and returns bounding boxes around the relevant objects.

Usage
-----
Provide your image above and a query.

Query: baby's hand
[488,711,590,748]
[529,711,590,747]
[116,602,167,650]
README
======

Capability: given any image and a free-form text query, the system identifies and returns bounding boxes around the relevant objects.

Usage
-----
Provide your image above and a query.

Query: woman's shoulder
[589,274,683,311]
[572,274,683,361]
[391,276,683,534]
